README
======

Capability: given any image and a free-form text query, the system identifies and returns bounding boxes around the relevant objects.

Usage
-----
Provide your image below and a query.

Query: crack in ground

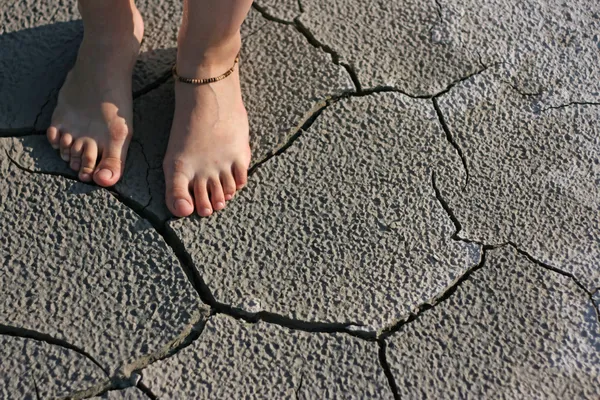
[32,88,57,130]
[132,69,173,100]
[97,161,377,341]
[357,61,501,99]
[506,241,600,322]
[432,98,469,190]
[130,138,153,210]
[0,127,45,138]
[240,19,270,41]
[292,17,361,92]
[432,62,503,99]
[248,98,331,176]
[503,81,544,98]
[4,117,376,341]
[429,0,444,39]
[252,3,296,25]
[359,174,494,344]
[0,324,109,377]
[31,373,41,400]
[592,290,600,325]
[137,381,158,400]
[375,242,600,397]
[434,0,443,21]
[378,245,492,341]
[378,340,400,400]
[63,312,209,399]
[251,2,361,91]
[5,148,90,185]
[431,171,474,243]
[542,100,600,112]
[294,371,304,400]
[249,69,492,181]
[253,1,499,97]
[431,168,600,326]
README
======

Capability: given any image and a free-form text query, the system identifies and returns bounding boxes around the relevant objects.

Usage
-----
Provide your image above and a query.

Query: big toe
[93,157,123,187]
[93,126,130,187]
[174,198,194,216]
[166,171,195,217]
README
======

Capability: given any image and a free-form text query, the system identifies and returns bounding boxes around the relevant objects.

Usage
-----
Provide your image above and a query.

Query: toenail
[203,208,212,215]
[174,199,191,211]
[216,202,225,209]
[95,168,113,180]
[225,194,233,201]
[80,173,91,181]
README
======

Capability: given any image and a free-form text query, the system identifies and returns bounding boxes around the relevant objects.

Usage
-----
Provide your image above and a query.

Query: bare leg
[164,0,253,217]
[46,0,143,186]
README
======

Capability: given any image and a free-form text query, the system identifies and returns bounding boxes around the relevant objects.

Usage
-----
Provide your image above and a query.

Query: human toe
[166,171,195,217]
[69,139,84,171]
[193,179,213,217]
[46,126,61,149]
[209,177,226,211]
[93,147,126,187]
[221,170,237,201]
[59,133,73,162]
[79,140,98,182]
[232,161,248,190]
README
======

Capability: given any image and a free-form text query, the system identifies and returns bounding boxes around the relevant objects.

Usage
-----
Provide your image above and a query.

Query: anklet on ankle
[172,54,239,85]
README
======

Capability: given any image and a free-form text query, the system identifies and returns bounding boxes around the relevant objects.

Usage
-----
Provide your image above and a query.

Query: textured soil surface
[1,0,599,398]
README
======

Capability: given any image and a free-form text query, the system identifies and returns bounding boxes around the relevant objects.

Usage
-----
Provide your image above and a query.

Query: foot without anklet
[171,54,239,85]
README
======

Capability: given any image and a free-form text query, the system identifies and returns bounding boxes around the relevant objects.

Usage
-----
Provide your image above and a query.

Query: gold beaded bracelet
[172,54,239,85]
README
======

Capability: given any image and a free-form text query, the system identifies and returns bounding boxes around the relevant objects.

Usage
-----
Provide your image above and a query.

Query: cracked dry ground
[1,0,600,399]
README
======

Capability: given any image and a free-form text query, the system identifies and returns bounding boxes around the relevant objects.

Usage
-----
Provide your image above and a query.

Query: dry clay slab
[170,92,481,330]
[0,137,204,377]
[386,246,600,398]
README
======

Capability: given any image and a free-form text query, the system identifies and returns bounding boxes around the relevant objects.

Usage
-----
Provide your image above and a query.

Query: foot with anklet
[163,20,251,217]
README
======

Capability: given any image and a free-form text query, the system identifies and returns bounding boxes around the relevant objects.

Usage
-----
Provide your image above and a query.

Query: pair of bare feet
[46,1,250,217]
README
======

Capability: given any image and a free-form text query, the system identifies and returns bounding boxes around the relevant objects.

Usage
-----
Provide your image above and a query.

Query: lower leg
[177,0,252,78]
[164,0,253,217]
[46,0,143,185]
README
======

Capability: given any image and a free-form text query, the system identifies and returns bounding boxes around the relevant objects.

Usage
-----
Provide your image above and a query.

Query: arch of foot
[0,137,207,395]
[168,92,479,330]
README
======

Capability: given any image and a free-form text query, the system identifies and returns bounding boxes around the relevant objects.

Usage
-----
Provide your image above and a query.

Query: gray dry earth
[1,0,599,399]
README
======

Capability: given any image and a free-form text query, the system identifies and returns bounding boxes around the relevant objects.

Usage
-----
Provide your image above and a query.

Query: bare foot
[164,35,251,217]
[46,0,143,186]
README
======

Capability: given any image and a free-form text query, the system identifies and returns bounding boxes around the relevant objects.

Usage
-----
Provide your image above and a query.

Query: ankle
[176,32,241,78]
[78,0,143,44]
